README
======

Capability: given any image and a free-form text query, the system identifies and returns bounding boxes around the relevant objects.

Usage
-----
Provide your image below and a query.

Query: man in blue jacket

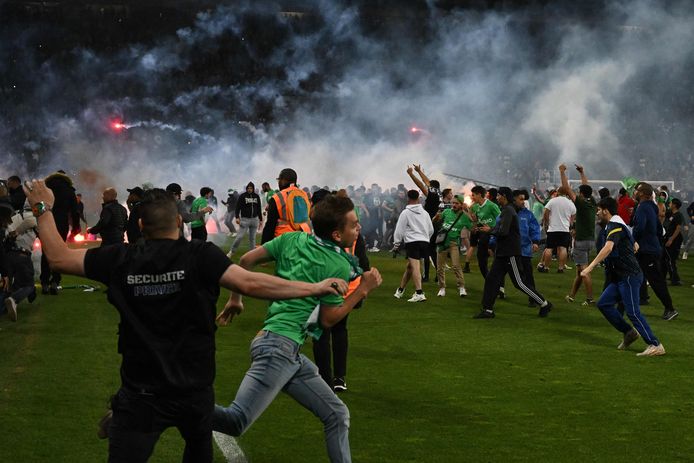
[631,183,678,320]
[514,190,542,306]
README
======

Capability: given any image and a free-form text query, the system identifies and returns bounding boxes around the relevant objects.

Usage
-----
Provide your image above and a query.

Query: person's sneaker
[437,288,446,297]
[662,309,679,321]
[473,309,495,319]
[538,302,552,318]
[407,293,427,303]
[41,285,49,295]
[49,282,58,295]
[557,268,565,274]
[537,264,549,273]
[636,343,666,357]
[565,295,575,303]
[563,264,573,270]
[4,297,17,322]
[226,250,233,259]
[393,288,404,299]
[97,409,113,439]
[459,287,467,297]
[333,377,347,392]
[497,288,506,299]
[581,298,595,307]
[617,329,640,350]
[463,263,470,273]
[682,251,688,260]
[27,287,37,304]
[369,247,380,253]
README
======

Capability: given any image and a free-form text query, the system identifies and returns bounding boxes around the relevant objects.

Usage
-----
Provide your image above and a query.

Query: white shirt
[394,204,434,244]
[544,196,576,232]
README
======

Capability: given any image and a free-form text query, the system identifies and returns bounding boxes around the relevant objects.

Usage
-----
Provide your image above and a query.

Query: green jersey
[438,209,472,249]
[262,232,350,345]
[190,197,208,228]
[472,199,501,227]
[574,195,597,241]
[264,189,276,205]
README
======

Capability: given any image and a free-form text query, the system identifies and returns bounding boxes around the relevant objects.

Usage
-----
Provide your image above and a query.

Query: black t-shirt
[665,211,685,246]
[604,221,641,280]
[85,238,231,393]
[424,187,441,218]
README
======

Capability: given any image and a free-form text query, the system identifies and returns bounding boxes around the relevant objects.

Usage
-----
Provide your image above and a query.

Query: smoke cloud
[1,0,693,204]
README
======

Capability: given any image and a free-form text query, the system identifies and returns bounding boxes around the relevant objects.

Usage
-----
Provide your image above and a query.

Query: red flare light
[110,119,126,132]
[73,234,85,243]
[410,126,420,133]
[33,238,41,250]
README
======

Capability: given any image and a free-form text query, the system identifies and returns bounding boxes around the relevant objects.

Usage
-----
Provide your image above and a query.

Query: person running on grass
[213,194,382,463]
[580,197,665,357]
[23,180,349,463]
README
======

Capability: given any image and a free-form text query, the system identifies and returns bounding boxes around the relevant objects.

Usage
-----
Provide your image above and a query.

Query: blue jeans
[213,331,351,462]
[230,217,259,253]
[597,274,659,346]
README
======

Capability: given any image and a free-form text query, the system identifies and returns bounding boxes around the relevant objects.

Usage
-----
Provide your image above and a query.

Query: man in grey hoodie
[393,190,434,302]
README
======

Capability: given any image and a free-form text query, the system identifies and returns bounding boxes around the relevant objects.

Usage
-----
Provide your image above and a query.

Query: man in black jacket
[228,182,262,256]
[474,187,553,319]
[89,187,129,246]
[125,187,144,244]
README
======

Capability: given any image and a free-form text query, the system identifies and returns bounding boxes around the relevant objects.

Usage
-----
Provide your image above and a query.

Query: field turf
[1,250,693,462]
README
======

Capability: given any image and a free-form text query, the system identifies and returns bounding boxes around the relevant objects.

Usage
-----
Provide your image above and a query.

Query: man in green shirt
[213,194,382,463]
[191,186,213,241]
[560,164,597,305]
[434,195,473,297]
[470,185,501,278]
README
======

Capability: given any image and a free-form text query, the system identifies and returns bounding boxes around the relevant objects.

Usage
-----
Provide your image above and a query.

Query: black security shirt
[85,238,231,393]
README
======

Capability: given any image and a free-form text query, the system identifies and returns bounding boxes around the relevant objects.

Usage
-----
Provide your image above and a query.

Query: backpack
[276,188,311,231]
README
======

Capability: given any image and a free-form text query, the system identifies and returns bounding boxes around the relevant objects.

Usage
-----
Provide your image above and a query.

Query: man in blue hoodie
[513,190,542,306]
[631,183,678,320]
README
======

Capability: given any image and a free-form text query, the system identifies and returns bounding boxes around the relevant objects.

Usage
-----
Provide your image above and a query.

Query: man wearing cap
[261,168,311,244]
[126,187,145,244]
[88,187,129,246]
[165,183,213,237]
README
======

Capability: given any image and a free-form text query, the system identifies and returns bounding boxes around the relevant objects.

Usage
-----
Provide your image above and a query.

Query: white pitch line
[213,431,248,463]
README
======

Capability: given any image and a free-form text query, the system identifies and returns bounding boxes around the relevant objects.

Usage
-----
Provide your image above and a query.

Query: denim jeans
[213,331,351,462]
[230,217,259,253]
[597,273,659,346]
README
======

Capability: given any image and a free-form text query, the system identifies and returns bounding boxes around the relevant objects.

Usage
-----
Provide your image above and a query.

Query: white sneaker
[682,252,688,260]
[437,288,446,297]
[636,343,666,357]
[393,288,404,299]
[369,247,380,252]
[407,293,427,302]
[5,297,17,322]
[459,287,467,297]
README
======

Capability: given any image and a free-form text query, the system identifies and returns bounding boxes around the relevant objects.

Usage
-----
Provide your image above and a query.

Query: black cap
[127,186,145,197]
[166,183,182,194]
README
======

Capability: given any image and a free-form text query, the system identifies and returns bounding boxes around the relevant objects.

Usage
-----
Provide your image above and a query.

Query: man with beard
[581,197,665,356]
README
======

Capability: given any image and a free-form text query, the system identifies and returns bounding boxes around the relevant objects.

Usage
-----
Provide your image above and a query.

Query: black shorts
[546,231,571,249]
[405,241,430,260]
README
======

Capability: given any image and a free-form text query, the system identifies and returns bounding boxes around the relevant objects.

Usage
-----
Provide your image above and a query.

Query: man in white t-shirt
[538,186,576,273]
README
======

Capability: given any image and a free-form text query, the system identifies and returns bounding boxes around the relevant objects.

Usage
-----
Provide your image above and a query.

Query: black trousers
[476,232,492,278]
[40,225,68,286]
[482,256,546,310]
[312,314,349,386]
[636,252,674,311]
[108,386,214,463]
[423,237,437,279]
[191,226,207,241]
[663,244,681,283]
[521,256,536,303]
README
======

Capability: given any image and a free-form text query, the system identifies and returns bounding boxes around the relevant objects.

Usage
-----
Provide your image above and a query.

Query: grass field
[1,247,693,462]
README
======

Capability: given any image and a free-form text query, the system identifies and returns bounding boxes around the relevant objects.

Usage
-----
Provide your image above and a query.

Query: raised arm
[23,180,87,276]
[575,164,589,185]
[559,164,576,202]
[407,165,428,196]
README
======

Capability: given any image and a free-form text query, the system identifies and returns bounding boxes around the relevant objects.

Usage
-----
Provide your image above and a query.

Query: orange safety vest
[345,242,362,296]
[272,185,312,237]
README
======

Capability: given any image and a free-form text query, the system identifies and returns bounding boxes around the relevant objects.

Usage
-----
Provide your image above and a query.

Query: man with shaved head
[89,187,129,246]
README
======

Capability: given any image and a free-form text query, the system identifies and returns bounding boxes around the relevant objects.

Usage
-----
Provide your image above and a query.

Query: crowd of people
[0,163,692,462]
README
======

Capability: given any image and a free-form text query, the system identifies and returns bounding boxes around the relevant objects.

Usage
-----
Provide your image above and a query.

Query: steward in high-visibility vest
[262,168,312,244]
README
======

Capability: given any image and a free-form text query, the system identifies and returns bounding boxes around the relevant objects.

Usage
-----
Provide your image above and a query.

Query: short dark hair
[578,184,593,198]
[519,189,529,200]
[442,188,452,198]
[200,187,212,197]
[8,175,20,183]
[471,185,486,196]
[637,182,654,197]
[487,188,498,201]
[407,189,419,200]
[671,198,682,209]
[497,187,513,203]
[598,187,610,199]
[598,197,618,216]
[278,168,298,183]
[512,189,524,199]
[619,187,627,196]
[140,188,179,238]
[430,180,440,189]
[311,194,354,241]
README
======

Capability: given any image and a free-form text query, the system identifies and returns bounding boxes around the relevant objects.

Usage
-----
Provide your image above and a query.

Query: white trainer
[407,293,427,303]
[636,343,666,357]
[393,288,404,299]
[459,287,467,297]
[437,288,446,297]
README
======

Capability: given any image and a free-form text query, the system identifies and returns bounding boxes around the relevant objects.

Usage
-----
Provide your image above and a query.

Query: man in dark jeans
[631,182,678,320]
[23,181,348,463]
[663,198,685,285]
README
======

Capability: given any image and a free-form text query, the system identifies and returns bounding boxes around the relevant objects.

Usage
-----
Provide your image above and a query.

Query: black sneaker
[41,285,49,295]
[537,266,549,273]
[463,264,470,274]
[662,309,679,321]
[49,282,58,295]
[538,302,552,318]
[473,309,495,319]
[557,268,565,274]
[333,377,347,393]
[497,288,506,300]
